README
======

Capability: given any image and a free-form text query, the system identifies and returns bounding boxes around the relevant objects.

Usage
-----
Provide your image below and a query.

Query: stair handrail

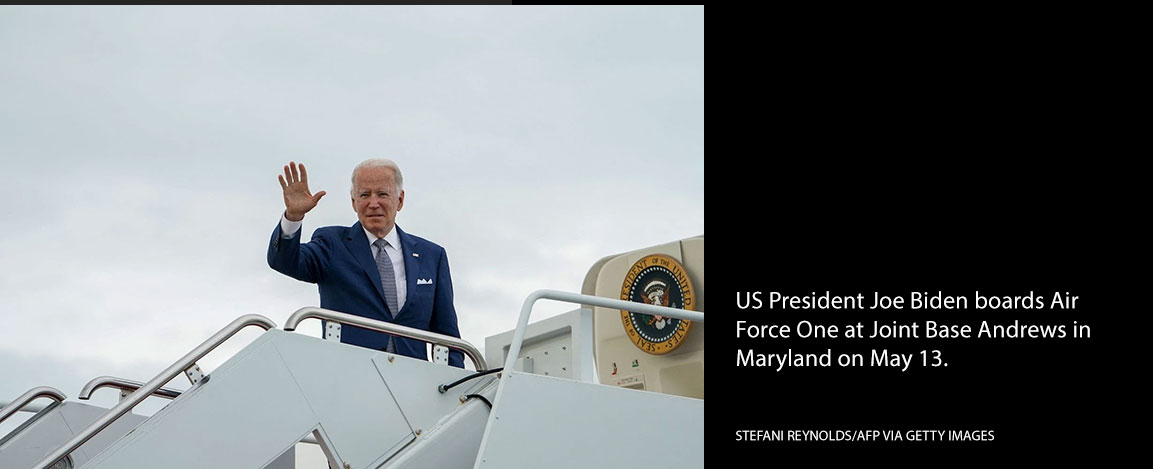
[73,375,324,445]
[0,386,66,426]
[505,290,705,373]
[284,307,487,371]
[32,314,276,469]
[77,376,183,401]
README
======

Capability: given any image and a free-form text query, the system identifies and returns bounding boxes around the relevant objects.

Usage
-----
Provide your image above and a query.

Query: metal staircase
[2,290,703,469]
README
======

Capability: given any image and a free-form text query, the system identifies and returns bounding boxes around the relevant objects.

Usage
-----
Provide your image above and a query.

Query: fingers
[281,162,318,192]
[312,191,326,203]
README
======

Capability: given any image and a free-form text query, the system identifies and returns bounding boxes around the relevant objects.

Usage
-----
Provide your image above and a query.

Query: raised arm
[270,161,331,283]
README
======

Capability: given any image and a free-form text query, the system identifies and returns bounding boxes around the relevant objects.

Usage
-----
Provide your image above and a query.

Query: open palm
[279,162,326,221]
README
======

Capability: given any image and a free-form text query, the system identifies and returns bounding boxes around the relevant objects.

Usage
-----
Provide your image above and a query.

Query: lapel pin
[412,253,420,258]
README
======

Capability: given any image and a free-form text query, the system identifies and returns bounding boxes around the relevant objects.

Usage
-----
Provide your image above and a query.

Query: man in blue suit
[268,159,464,368]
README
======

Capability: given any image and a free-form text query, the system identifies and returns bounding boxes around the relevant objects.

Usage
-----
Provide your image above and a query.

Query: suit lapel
[344,222,391,318]
[397,225,421,317]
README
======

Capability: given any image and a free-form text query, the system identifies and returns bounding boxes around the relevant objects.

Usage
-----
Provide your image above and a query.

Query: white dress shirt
[280,214,407,311]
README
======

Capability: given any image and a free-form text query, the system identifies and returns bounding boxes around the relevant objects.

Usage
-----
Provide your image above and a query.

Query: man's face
[352,166,405,238]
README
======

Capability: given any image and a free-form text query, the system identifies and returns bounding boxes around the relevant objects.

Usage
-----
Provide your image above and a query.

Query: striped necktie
[373,238,398,353]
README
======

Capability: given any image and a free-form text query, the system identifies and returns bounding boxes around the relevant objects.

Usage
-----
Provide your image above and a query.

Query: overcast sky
[0,5,702,443]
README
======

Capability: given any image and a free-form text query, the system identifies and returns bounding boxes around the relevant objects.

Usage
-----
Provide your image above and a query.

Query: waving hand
[279,161,327,221]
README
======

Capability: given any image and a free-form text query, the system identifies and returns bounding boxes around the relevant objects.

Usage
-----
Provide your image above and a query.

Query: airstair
[2,239,705,469]
[0,378,232,469]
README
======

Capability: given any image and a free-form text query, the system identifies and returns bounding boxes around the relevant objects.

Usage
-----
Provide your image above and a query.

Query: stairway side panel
[82,337,319,469]
[272,333,416,468]
[476,371,704,469]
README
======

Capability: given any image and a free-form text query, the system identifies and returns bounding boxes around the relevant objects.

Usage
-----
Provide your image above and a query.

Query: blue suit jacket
[268,220,464,368]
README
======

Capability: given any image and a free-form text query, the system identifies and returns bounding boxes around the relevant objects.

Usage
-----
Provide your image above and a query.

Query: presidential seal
[620,254,695,355]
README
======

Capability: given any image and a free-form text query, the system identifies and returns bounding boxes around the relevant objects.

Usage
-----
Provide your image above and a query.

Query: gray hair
[350,158,404,195]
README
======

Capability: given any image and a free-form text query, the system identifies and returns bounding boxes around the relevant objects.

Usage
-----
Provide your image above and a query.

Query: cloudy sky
[0,5,702,444]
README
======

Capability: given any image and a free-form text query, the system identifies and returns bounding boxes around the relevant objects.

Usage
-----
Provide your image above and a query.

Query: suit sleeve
[267,219,331,284]
[430,248,465,368]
